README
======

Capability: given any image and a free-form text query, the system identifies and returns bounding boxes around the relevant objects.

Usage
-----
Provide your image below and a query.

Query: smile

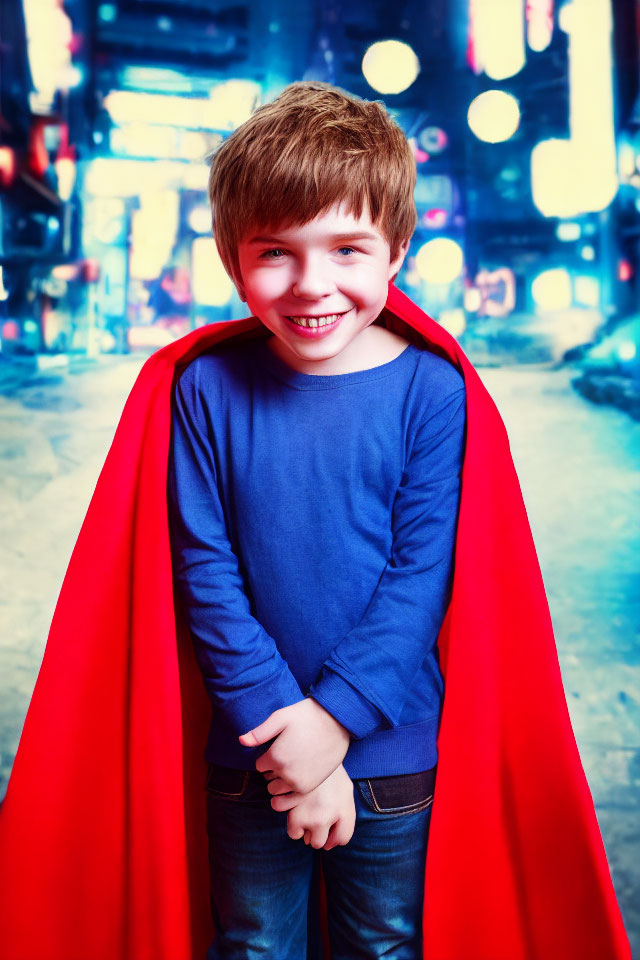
[286,313,346,328]
[283,311,350,339]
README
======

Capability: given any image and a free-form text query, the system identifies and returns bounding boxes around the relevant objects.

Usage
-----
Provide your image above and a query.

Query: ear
[388,238,410,283]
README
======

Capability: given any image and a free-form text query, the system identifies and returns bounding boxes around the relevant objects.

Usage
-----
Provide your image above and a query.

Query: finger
[254,753,273,775]
[303,830,311,845]
[238,711,285,747]
[287,813,304,841]
[324,821,353,850]
[324,823,340,852]
[309,826,329,850]
[271,793,300,812]
[267,778,294,796]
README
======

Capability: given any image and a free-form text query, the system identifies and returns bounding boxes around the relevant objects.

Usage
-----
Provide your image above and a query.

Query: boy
[0,82,630,960]
[167,81,466,958]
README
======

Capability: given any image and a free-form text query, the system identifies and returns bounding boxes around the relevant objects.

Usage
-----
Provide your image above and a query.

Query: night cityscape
[0,0,639,956]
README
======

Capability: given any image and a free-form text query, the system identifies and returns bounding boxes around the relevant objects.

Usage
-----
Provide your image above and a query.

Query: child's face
[234,201,409,372]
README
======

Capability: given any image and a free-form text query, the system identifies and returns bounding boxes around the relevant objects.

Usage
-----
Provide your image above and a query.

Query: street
[0,353,638,955]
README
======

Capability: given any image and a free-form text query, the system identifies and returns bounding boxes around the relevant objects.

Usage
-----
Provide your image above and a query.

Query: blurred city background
[0,0,638,954]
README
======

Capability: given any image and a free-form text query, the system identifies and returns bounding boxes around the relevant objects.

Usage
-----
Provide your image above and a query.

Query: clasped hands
[239,697,355,851]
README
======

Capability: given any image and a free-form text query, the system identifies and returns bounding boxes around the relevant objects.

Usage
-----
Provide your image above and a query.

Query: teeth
[287,314,342,328]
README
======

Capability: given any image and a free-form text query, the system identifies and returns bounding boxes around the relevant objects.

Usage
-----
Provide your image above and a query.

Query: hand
[238,698,351,795]
[270,764,356,851]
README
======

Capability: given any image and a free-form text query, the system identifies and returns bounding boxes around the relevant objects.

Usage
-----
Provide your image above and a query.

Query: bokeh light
[531,268,572,311]
[467,90,521,143]
[415,238,464,285]
[191,237,233,306]
[361,40,420,94]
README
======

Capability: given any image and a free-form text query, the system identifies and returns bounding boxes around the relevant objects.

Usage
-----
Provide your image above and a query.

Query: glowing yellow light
[528,20,550,52]
[207,80,261,131]
[180,131,208,161]
[531,0,617,217]
[618,142,635,178]
[110,123,176,158]
[23,0,73,110]
[415,239,464,285]
[464,287,482,312]
[104,80,260,131]
[54,157,76,201]
[531,139,576,216]
[192,237,233,306]
[469,0,526,80]
[60,65,83,89]
[105,91,202,128]
[531,268,572,310]
[617,340,636,361]
[574,275,599,306]
[361,40,420,94]
[438,308,466,338]
[527,0,554,53]
[85,158,206,196]
[556,222,581,241]
[129,191,179,281]
[182,165,209,191]
[467,90,520,143]
[188,206,213,234]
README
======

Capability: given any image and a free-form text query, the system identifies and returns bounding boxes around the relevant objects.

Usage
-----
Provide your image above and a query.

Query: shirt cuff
[205,669,304,737]
[309,667,387,740]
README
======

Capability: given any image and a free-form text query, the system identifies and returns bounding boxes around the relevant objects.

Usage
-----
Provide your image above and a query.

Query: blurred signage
[0,148,16,187]
[475,267,516,317]
[526,0,554,52]
[468,0,526,80]
[23,0,77,114]
[104,80,260,132]
[109,125,218,161]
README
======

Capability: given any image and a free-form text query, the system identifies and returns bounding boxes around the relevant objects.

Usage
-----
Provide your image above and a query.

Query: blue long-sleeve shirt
[167,332,466,778]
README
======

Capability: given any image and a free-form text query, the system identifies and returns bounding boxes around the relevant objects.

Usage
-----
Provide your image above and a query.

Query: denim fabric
[204,764,435,960]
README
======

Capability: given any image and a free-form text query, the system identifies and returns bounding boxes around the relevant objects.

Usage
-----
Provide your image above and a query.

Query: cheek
[347,262,387,290]
[248,270,288,304]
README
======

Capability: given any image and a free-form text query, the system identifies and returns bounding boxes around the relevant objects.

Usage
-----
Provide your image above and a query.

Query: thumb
[238,710,286,747]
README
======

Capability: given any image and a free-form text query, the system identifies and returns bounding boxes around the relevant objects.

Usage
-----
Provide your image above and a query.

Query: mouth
[284,310,350,337]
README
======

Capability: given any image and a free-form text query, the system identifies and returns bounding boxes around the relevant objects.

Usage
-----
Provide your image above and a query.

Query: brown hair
[207,81,417,288]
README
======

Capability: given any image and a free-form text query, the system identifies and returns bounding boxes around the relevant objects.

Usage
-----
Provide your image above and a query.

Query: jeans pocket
[206,763,250,800]
[356,768,436,816]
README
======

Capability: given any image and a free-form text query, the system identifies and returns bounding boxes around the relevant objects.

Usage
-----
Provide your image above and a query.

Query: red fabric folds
[0,284,631,959]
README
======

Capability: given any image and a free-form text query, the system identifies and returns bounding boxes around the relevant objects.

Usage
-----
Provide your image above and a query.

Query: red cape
[0,284,631,960]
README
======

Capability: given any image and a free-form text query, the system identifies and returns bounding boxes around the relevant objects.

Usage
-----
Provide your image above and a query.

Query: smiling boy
[167,81,466,959]
[0,80,631,960]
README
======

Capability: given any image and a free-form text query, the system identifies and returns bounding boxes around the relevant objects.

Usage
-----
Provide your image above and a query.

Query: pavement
[0,348,638,956]
[0,347,146,395]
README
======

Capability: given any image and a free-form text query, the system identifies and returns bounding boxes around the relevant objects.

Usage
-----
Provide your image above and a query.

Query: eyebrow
[247,232,380,245]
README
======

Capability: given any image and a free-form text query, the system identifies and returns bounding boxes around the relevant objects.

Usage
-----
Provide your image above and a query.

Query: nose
[291,256,335,300]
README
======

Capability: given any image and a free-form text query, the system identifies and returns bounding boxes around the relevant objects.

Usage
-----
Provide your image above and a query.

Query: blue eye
[338,247,355,256]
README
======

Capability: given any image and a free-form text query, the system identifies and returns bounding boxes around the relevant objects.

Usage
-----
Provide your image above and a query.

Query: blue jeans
[204,764,435,960]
